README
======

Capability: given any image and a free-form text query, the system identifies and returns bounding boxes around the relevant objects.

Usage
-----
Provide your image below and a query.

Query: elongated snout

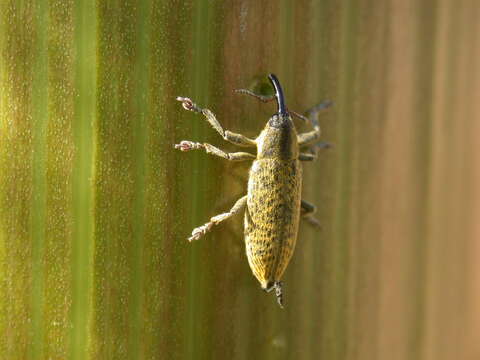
[268,74,288,116]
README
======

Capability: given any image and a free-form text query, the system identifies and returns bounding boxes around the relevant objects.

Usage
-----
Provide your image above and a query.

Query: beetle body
[245,107,301,294]
[175,74,330,307]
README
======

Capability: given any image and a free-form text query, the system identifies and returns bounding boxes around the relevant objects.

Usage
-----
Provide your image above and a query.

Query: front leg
[176,97,256,147]
[297,100,333,147]
[188,195,247,241]
[175,141,256,161]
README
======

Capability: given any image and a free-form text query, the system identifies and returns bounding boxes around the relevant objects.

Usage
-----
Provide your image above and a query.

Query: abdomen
[244,159,302,289]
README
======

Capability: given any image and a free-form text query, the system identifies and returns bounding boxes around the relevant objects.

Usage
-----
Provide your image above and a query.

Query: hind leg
[188,195,247,241]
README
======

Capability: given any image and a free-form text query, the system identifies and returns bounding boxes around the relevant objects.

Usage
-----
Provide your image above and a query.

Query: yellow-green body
[245,115,301,290]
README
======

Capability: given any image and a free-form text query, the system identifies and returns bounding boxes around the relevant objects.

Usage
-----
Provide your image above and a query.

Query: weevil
[175,74,332,307]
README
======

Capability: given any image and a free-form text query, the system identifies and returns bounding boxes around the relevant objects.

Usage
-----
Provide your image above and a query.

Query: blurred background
[1,1,479,359]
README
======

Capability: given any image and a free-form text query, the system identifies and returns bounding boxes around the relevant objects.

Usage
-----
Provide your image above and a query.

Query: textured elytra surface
[245,158,302,288]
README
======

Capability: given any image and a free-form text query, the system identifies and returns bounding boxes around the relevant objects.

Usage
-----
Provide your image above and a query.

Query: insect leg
[175,141,256,161]
[188,195,247,241]
[298,142,332,161]
[176,97,256,147]
[299,153,316,161]
[301,200,321,229]
[297,100,333,147]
